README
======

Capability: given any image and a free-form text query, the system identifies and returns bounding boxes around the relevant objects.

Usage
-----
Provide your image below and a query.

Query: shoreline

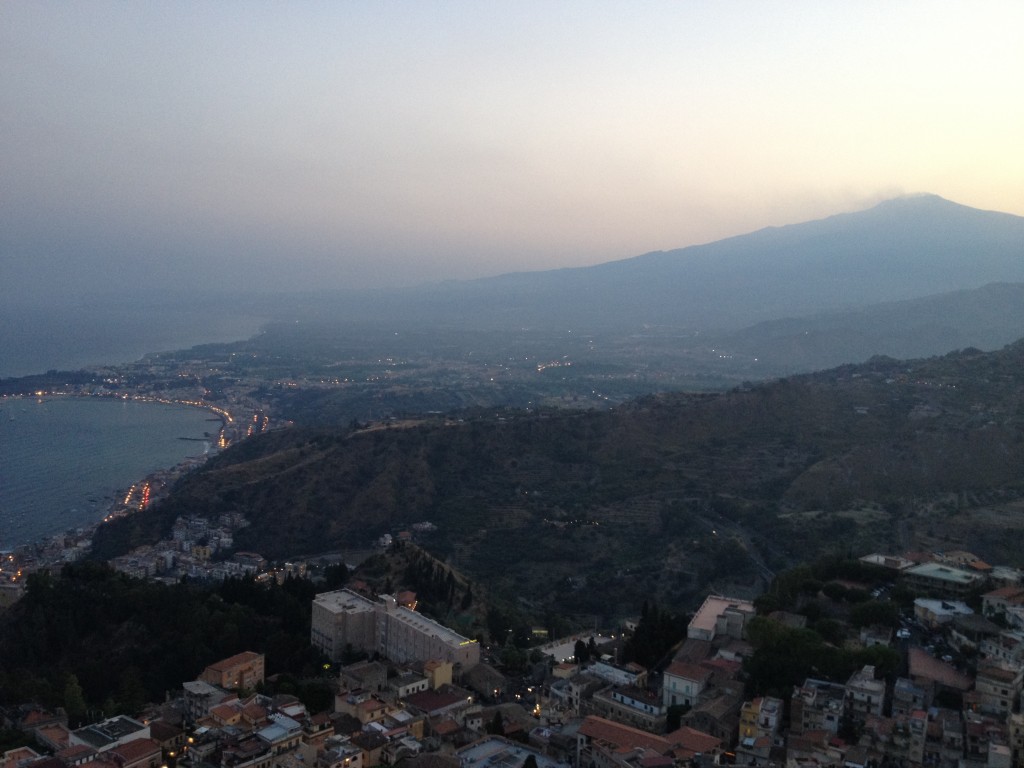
[0,393,234,556]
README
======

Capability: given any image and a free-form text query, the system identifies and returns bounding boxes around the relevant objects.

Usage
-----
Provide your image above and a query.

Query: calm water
[0,397,218,549]
[0,305,264,379]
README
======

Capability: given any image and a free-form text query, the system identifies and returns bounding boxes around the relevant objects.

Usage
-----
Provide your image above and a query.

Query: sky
[2,2,1023,305]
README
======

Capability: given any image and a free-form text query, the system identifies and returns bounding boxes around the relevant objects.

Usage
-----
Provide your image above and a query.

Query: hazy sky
[3,2,1023,304]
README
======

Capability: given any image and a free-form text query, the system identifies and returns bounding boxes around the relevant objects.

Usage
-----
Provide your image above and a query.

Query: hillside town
[5,546,1024,768]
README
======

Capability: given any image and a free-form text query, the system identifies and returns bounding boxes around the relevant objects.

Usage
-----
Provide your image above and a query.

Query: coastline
[0,313,284,599]
[0,392,233,557]
[0,320,286,592]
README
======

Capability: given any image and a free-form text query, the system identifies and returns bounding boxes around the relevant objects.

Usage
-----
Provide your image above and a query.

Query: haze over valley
[5,6,1024,762]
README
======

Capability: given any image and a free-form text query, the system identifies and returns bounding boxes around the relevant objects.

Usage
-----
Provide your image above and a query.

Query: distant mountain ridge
[714,281,1024,374]
[292,195,1024,333]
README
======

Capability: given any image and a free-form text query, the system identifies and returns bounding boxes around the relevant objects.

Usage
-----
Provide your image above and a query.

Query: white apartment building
[311,589,480,670]
[311,590,378,661]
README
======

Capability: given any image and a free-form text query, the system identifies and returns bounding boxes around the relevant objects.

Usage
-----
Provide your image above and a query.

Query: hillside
[91,338,1024,622]
[712,281,1024,374]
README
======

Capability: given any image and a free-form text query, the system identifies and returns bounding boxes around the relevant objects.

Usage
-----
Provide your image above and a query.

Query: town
[4,544,1024,768]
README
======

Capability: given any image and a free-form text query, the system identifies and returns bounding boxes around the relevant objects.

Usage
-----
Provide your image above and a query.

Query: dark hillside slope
[92,340,1024,613]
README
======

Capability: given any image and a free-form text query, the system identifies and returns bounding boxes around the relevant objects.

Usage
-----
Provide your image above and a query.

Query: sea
[0,305,266,550]
[0,398,219,549]
[0,304,265,380]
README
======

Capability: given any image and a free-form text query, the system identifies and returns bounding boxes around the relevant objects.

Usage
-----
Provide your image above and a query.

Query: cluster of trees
[401,545,473,615]
[754,557,896,614]
[0,563,327,717]
[744,615,900,698]
[743,557,905,698]
[623,602,688,668]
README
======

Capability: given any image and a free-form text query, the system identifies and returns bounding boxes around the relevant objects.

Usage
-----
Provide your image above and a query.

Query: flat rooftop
[689,595,756,634]
[314,589,377,614]
[906,563,981,585]
[72,716,147,749]
[394,605,474,646]
[457,737,566,768]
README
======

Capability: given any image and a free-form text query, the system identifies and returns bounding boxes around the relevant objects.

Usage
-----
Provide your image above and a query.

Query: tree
[624,603,685,667]
[574,639,590,665]
[813,618,846,646]
[117,666,147,716]
[63,674,87,727]
[849,600,899,629]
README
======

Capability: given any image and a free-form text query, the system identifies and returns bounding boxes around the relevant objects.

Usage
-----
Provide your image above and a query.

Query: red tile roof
[56,744,95,761]
[664,726,722,758]
[209,703,240,721]
[580,716,673,754]
[205,651,262,672]
[431,718,461,737]
[908,648,972,691]
[664,662,712,683]
[34,724,70,748]
[984,585,1024,601]
[404,690,467,714]
[110,738,161,765]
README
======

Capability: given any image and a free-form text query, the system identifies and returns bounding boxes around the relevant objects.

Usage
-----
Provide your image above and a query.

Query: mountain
[291,195,1024,333]
[713,281,1024,374]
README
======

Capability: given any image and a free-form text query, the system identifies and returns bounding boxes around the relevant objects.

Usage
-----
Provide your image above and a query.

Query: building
[981,630,1024,667]
[457,736,566,768]
[68,716,150,753]
[922,707,963,768]
[859,553,915,572]
[983,586,1024,627]
[845,665,885,719]
[903,563,984,597]
[687,595,756,642]
[974,663,1024,718]
[736,696,783,766]
[424,660,453,690]
[859,712,927,767]
[1,747,43,768]
[576,715,721,768]
[1006,712,1024,768]
[590,686,666,733]
[311,590,379,661]
[377,595,480,668]
[913,598,974,629]
[892,678,930,717]
[255,714,303,755]
[950,613,1002,653]
[907,648,973,700]
[682,683,745,743]
[739,696,782,742]
[200,651,265,691]
[588,660,647,688]
[790,679,846,735]
[109,738,162,768]
[183,680,235,725]
[312,590,479,669]
[391,672,431,699]
[662,661,712,708]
